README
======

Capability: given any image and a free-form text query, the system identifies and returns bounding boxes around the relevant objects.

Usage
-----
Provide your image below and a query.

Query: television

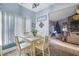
[70,20,79,32]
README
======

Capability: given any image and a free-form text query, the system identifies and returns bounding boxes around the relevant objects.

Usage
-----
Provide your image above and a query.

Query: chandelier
[32,3,39,8]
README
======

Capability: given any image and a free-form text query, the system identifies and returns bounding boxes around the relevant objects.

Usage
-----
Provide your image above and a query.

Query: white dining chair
[34,36,50,56]
[15,36,33,56]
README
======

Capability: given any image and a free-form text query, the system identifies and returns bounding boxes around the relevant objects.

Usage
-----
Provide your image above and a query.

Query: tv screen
[71,20,79,25]
[70,20,79,32]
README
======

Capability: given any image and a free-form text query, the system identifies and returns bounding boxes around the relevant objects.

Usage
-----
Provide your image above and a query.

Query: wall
[36,13,49,36]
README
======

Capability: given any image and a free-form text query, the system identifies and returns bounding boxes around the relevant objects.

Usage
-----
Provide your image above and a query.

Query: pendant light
[76,8,79,14]
[73,8,79,20]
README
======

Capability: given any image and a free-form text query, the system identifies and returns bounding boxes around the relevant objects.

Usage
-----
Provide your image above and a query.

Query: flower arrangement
[32,28,37,36]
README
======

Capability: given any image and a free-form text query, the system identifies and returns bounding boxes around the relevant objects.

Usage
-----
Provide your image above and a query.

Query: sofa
[51,39,79,56]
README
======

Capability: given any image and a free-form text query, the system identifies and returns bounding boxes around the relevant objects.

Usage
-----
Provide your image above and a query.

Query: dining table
[18,35,41,56]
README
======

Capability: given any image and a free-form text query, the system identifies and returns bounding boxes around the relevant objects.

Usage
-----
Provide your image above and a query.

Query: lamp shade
[73,15,79,20]
[76,8,79,14]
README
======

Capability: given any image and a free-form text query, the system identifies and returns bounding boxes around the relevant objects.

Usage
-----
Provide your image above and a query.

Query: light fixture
[73,15,79,20]
[76,8,79,14]
[32,3,39,9]
[73,7,79,20]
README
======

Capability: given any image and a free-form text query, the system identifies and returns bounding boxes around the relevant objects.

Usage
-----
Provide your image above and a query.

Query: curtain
[2,11,31,46]
[15,16,24,36]
[54,21,61,33]
[25,17,31,32]
[15,16,26,42]
[0,11,2,46]
[2,12,15,45]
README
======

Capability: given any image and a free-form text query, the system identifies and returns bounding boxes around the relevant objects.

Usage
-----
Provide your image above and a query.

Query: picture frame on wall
[39,21,44,28]
[37,15,47,22]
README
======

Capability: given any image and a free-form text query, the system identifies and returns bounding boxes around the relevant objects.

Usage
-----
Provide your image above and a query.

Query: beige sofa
[67,33,79,44]
[51,39,79,56]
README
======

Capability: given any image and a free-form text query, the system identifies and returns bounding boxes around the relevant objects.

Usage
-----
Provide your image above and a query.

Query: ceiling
[19,3,54,12]
[49,4,78,21]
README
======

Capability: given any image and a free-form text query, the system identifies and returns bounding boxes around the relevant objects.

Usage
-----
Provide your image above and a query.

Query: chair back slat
[44,36,50,45]
[15,36,21,52]
[23,32,30,37]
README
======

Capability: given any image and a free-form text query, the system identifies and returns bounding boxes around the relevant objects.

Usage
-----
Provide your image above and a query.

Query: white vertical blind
[15,16,24,36]
[3,12,15,45]
[0,11,2,46]
[15,16,26,41]
[2,12,31,46]
[26,16,31,32]
[4,12,8,45]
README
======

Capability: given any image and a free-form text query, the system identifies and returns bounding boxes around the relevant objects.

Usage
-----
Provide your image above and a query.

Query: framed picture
[39,21,44,28]
[37,15,47,22]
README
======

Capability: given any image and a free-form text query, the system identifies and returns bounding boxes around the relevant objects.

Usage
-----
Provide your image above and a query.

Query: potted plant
[32,28,37,37]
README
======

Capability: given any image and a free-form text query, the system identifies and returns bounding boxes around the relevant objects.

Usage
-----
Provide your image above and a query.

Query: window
[2,12,15,45]
[2,12,31,47]
[0,11,2,46]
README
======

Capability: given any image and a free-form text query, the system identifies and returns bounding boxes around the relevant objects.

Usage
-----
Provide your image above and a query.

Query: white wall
[36,13,49,36]
[0,11,2,46]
